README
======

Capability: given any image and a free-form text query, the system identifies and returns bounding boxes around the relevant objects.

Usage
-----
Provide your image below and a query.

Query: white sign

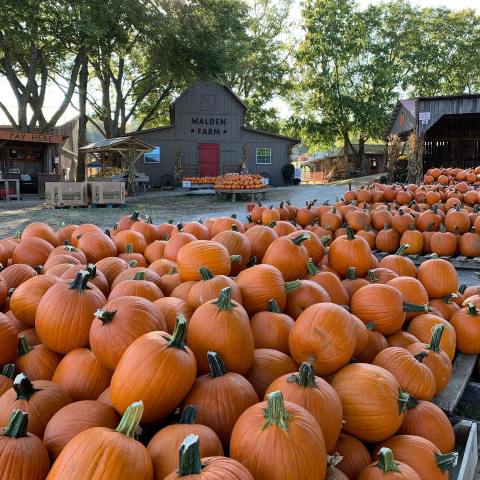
[261,177,269,185]
[419,112,431,125]
[182,180,192,188]
[294,167,301,179]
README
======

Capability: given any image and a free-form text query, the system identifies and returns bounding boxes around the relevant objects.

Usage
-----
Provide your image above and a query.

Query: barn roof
[242,126,300,143]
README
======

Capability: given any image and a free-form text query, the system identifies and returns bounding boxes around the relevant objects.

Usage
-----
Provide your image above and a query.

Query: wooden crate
[452,420,478,480]
[45,182,88,207]
[88,181,125,205]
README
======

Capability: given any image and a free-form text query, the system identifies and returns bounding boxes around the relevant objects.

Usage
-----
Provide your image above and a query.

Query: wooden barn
[386,94,480,171]
[127,81,299,186]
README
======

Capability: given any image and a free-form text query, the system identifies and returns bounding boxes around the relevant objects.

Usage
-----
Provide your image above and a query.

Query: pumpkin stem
[145,215,153,224]
[13,373,38,401]
[231,214,237,219]
[179,405,197,425]
[375,447,400,473]
[346,226,355,240]
[285,280,302,292]
[458,284,467,294]
[207,351,226,378]
[262,391,291,432]
[439,223,447,233]
[1,363,15,379]
[105,228,111,238]
[467,302,478,316]
[33,265,43,274]
[368,270,379,284]
[134,271,145,281]
[427,324,445,353]
[198,267,214,281]
[177,222,184,231]
[403,303,429,313]
[346,267,357,280]
[408,223,415,231]
[246,256,257,267]
[442,293,458,304]
[414,352,428,363]
[320,235,331,246]
[406,395,419,409]
[383,223,390,230]
[230,255,242,264]
[292,233,310,245]
[69,270,90,291]
[64,244,76,252]
[126,243,134,254]
[168,314,188,350]
[86,264,97,278]
[435,452,459,472]
[168,266,178,275]
[95,309,117,324]
[131,211,140,221]
[366,321,376,330]
[398,390,411,413]
[430,253,439,259]
[268,221,277,228]
[287,362,316,387]
[178,434,203,476]
[231,224,238,232]
[307,260,320,276]
[215,287,234,311]
[128,260,138,268]
[2,409,28,438]
[17,336,33,356]
[115,401,143,438]
[168,219,174,224]
[267,299,280,313]
[395,244,409,256]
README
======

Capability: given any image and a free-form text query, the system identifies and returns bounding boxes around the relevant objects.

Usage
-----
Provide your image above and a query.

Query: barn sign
[190,117,227,136]
[0,130,63,144]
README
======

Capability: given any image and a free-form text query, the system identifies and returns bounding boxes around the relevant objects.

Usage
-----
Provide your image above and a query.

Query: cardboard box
[88,181,125,205]
[45,182,88,207]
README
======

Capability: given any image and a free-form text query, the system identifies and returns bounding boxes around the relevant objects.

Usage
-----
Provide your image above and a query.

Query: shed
[126,81,300,186]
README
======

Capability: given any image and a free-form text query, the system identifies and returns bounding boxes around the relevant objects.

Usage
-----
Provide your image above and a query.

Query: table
[0,179,20,204]
[215,188,267,203]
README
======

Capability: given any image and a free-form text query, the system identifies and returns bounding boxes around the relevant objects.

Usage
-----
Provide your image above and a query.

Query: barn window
[144,146,160,164]
[256,147,271,165]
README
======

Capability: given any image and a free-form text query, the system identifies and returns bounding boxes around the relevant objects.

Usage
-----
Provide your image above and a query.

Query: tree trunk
[77,54,88,182]
[355,137,366,174]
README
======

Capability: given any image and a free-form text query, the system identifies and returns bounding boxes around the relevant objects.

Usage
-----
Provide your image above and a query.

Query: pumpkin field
[1,170,480,479]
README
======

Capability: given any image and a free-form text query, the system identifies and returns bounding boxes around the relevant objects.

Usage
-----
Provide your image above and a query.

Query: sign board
[419,112,431,125]
[0,130,63,144]
[190,117,227,136]
[182,180,192,188]
[261,177,269,185]
[294,167,301,179]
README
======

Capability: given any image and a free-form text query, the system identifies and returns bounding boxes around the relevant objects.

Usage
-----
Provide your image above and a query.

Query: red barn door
[199,144,220,177]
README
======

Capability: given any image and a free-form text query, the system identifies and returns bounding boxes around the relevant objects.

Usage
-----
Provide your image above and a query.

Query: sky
[1,0,479,128]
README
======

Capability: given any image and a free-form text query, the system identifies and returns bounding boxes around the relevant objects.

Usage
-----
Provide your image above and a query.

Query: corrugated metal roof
[242,126,300,143]
[80,136,153,152]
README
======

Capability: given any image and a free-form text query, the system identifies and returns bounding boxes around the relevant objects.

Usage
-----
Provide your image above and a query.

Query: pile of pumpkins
[182,177,218,185]
[2,206,479,479]
[214,173,265,190]
[424,166,480,185]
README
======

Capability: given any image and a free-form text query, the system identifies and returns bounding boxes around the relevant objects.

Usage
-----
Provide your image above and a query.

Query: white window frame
[144,146,160,164]
[256,147,272,165]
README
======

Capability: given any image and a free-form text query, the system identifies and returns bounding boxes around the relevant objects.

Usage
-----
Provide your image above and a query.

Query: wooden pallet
[452,420,478,480]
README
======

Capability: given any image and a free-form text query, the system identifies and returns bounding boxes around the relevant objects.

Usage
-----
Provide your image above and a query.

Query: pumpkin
[386,277,429,319]
[368,268,399,284]
[230,391,327,480]
[43,254,80,270]
[341,267,369,299]
[108,271,163,302]
[46,401,153,480]
[375,224,400,253]
[328,227,371,278]
[373,435,458,480]
[177,241,233,281]
[331,363,408,442]
[289,303,356,375]
[400,224,424,254]
[399,397,455,454]
[118,244,147,267]
[55,224,78,245]
[110,266,162,289]
[245,348,297,399]
[153,297,193,334]
[90,296,166,370]
[0,409,50,480]
[450,302,480,353]
[321,207,342,230]
[387,331,420,349]
[144,240,167,264]
[77,231,117,263]
[417,255,458,299]
[272,220,298,237]
[16,336,61,381]
[0,264,38,290]
[210,216,245,236]
[43,400,120,461]
[430,224,458,256]
[211,227,251,275]
[378,244,417,277]
[95,257,130,287]
[164,232,197,261]
[12,237,54,267]
[406,324,452,394]
[333,433,372,480]
[392,209,415,234]
[157,220,179,240]
[373,347,436,401]
[306,262,349,305]
[187,267,242,309]
[236,264,287,315]
[444,205,470,233]
[110,316,196,422]
[10,275,58,326]
[285,279,330,319]
[262,206,281,225]
[0,373,71,438]
[0,313,17,366]
[36,271,106,354]
[0,363,15,397]
[116,211,141,231]
[265,362,342,452]
[163,434,253,480]
[22,221,56,244]
[97,388,112,406]
[187,287,254,375]
[131,216,158,244]
[182,352,258,447]
[61,264,110,297]
[458,229,480,257]
[148,258,176,276]
[52,348,113,401]
[407,314,456,361]
[429,294,460,321]
[250,299,293,354]
[171,280,197,302]
[147,406,224,479]
[182,220,210,240]
[357,447,421,480]
[244,225,278,261]
[49,244,87,263]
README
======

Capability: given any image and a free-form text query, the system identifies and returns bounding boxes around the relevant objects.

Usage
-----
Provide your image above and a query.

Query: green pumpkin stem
[435,452,459,472]
[86,264,97,277]
[95,309,117,324]
[430,253,439,259]
[383,223,390,230]
[115,401,143,438]
[268,221,277,228]
[287,362,316,388]
[376,447,400,473]
[128,260,138,268]
[403,303,429,313]
[168,266,178,275]
[215,287,234,311]
[406,395,419,409]
[179,405,197,425]
[467,302,478,315]
[267,299,280,313]
[285,279,302,292]
[17,336,33,356]
[178,434,203,476]
[346,226,355,240]
[246,256,257,267]
[126,243,134,254]
[292,233,310,245]
[69,270,90,291]
[1,363,15,379]
[439,223,447,233]
[320,235,331,246]
[398,390,411,413]
[346,267,357,280]
[198,267,214,281]
[231,224,238,232]
[230,255,242,264]
[168,314,188,350]
[307,260,320,276]
[133,271,145,281]
[408,223,415,231]
[414,352,428,363]
[427,324,445,353]
[368,270,378,284]
[131,211,140,221]
[13,373,38,401]
[442,293,458,304]
[207,351,226,378]
[458,284,467,294]
[395,244,409,256]
[2,410,28,438]
[366,321,376,330]
[177,222,184,231]
[263,391,292,432]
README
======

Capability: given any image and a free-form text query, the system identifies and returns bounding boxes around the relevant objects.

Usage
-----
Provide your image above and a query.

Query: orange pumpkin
[334,433,372,480]
[16,336,61,381]
[357,447,421,480]
[379,244,417,277]
[450,302,480,353]
[12,237,54,267]
[417,255,458,299]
